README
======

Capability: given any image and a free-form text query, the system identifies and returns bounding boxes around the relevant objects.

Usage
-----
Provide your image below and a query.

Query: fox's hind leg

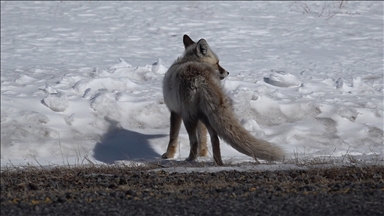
[201,115,224,166]
[162,111,182,159]
[197,121,208,157]
[184,119,199,162]
[208,128,223,166]
[201,119,223,166]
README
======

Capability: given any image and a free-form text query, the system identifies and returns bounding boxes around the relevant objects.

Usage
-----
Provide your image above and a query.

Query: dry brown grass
[1,161,383,206]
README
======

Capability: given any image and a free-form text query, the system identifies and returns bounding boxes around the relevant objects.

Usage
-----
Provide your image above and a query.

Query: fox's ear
[183,35,195,49]
[196,39,209,56]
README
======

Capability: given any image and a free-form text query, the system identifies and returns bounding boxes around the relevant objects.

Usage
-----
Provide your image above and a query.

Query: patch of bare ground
[1,164,383,215]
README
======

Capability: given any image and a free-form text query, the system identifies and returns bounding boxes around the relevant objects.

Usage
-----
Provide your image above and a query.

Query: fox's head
[182,34,229,80]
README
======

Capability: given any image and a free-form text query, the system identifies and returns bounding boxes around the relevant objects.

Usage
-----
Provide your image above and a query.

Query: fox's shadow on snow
[93,118,165,164]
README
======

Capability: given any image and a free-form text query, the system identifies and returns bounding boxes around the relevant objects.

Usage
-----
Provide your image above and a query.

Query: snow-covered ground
[1,1,383,170]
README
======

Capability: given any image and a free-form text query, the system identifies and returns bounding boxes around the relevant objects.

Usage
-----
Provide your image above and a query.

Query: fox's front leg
[162,111,182,159]
[197,121,208,157]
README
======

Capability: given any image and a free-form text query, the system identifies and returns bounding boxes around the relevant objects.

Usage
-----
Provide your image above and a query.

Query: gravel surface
[1,165,383,216]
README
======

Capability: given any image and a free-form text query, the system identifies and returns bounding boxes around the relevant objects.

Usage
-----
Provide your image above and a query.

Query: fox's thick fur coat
[162,35,284,165]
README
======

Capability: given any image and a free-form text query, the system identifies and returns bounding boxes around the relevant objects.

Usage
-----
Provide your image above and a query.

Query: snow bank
[1,1,382,169]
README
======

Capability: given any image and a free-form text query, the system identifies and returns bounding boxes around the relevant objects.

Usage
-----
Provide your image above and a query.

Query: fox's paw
[197,149,208,157]
[185,155,197,162]
[215,161,224,166]
[161,152,175,159]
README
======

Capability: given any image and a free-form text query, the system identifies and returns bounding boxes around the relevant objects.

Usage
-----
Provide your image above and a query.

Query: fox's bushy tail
[199,79,284,161]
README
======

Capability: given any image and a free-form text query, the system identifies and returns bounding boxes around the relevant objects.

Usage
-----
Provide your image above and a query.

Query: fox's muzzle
[218,64,229,80]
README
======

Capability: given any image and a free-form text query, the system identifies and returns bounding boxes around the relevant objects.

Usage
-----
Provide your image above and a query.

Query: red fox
[162,35,284,165]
